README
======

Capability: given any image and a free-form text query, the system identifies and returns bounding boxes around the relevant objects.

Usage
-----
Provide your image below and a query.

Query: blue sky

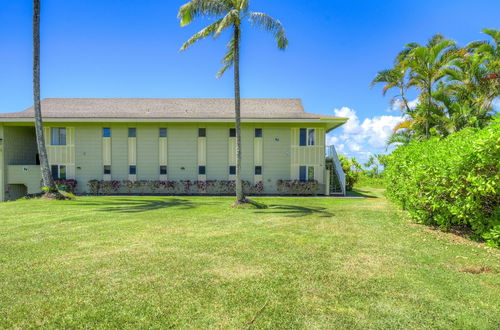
[1,0,498,162]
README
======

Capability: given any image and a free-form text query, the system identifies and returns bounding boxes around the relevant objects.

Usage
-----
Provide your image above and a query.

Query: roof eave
[0,117,347,124]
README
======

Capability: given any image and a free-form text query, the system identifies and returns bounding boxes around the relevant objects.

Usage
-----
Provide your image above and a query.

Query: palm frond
[214,10,239,38]
[178,0,229,26]
[180,18,224,51]
[248,12,288,49]
[217,37,236,78]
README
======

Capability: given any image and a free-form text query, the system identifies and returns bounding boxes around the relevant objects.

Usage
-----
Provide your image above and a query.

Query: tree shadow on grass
[77,198,201,214]
[349,188,378,199]
[254,204,335,218]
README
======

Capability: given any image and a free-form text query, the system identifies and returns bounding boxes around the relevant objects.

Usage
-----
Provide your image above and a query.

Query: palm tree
[400,34,458,138]
[33,0,56,191]
[178,0,288,203]
[371,66,411,113]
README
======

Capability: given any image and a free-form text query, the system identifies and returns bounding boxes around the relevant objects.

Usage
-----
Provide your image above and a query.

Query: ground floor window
[103,166,111,175]
[160,166,167,175]
[129,166,136,175]
[299,166,315,181]
[51,165,66,180]
[255,166,262,175]
[229,166,236,175]
[199,166,206,175]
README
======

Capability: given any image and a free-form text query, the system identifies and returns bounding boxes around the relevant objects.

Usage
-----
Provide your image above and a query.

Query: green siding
[74,125,102,193]
[0,125,4,202]
[240,125,254,181]
[206,124,229,180]
[262,125,291,193]
[168,125,197,181]
[111,125,129,181]
[137,125,159,180]
[1,122,330,196]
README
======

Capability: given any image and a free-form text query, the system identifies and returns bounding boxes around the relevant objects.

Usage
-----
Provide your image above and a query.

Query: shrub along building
[0,98,347,201]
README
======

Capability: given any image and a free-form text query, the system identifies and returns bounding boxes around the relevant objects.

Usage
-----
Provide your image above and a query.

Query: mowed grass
[0,188,499,329]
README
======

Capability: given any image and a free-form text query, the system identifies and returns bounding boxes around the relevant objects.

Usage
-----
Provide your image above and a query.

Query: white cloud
[328,107,404,163]
[389,98,419,112]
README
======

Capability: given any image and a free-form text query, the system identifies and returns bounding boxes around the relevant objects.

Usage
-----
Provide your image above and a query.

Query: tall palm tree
[371,65,411,113]
[401,34,458,138]
[33,0,56,191]
[178,0,288,203]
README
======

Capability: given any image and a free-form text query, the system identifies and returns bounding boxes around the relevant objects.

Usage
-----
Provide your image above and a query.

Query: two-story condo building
[0,98,347,201]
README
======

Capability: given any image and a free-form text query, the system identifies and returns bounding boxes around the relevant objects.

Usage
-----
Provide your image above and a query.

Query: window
[198,128,206,137]
[255,128,263,138]
[199,166,206,175]
[159,128,167,138]
[308,129,315,146]
[160,166,167,175]
[103,166,111,175]
[51,127,66,145]
[229,166,236,175]
[102,128,111,138]
[129,165,136,175]
[299,166,315,182]
[229,128,236,137]
[299,128,307,146]
[299,128,315,146]
[255,166,262,175]
[128,128,136,138]
[308,166,315,181]
[299,166,307,181]
[51,165,66,180]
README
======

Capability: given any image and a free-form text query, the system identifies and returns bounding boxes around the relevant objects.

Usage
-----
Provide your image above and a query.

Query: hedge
[385,118,500,247]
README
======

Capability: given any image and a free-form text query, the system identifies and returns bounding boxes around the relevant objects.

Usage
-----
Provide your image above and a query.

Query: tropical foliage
[178,0,287,203]
[338,155,363,191]
[373,29,499,145]
[385,118,500,247]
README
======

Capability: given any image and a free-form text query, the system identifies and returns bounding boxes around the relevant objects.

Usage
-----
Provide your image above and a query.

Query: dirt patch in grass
[459,266,496,274]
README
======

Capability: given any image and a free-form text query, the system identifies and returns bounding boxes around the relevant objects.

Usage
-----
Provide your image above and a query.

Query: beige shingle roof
[0,98,343,120]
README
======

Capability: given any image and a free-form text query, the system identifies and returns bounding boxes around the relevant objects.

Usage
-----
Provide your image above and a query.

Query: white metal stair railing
[327,145,346,196]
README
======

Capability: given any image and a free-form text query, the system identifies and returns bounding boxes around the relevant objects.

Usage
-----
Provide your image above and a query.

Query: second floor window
[128,128,136,138]
[255,128,263,138]
[159,128,167,137]
[51,127,66,145]
[229,128,236,137]
[198,128,206,137]
[102,128,111,138]
[299,128,315,146]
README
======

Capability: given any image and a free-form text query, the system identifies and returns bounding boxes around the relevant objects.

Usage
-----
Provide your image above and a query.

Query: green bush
[385,118,499,246]
[338,155,363,191]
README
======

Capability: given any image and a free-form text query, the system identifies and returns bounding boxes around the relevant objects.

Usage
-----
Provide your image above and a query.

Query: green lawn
[0,188,498,329]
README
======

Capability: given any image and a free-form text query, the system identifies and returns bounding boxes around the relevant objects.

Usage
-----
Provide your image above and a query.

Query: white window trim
[307,128,315,146]
[300,128,316,147]
[299,165,315,182]
[51,164,67,180]
[51,127,67,146]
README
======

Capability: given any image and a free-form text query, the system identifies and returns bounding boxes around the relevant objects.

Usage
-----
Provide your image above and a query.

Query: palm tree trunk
[33,0,56,191]
[426,85,432,139]
[233,25,245,203]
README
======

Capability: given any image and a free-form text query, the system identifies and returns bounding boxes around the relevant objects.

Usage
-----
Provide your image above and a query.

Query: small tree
[338,155,362,191]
